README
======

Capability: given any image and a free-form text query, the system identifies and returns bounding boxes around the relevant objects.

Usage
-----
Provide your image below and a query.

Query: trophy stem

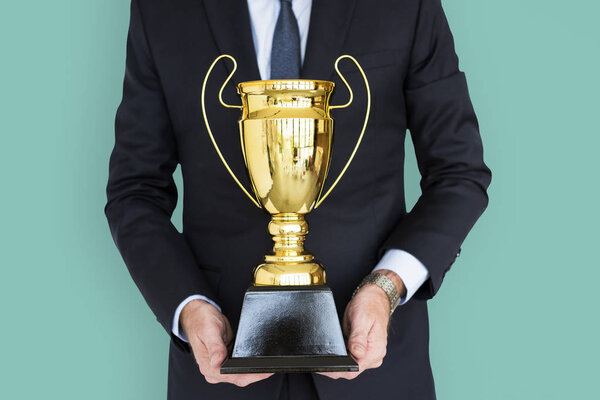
[253,213,326,286]
[268,213,312,262]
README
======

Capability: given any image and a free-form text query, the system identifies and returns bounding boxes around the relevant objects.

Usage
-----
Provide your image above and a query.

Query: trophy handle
[315,55,371,209]
[201,54,261,208]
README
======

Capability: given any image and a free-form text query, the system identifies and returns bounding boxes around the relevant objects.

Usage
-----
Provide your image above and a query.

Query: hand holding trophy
[201,54,370,373]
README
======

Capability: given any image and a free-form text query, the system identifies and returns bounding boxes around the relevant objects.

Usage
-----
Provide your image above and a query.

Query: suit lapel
[201,0,357,82]
[301,0,358,80]
[202,0,261,83]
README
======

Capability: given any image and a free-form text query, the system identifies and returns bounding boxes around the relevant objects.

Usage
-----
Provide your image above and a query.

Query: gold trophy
[201,55,370,373]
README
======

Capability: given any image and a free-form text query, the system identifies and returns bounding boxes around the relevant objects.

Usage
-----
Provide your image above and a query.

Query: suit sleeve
[105,0,219,340]
[379,0,492,299]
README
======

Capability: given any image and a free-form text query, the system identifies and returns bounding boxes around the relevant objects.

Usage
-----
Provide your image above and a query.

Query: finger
[205,372,273,387]
[359,326,387,369]
[342,306,351,338]
[317,371,361,380]
[228,373,274,387]
[198,347,272,386]
[200,329,228,368]
[222,317,234,346]
[208,346,227,368]
[191,342,220,380]
[347,316,371,360]
[192,347,212,377]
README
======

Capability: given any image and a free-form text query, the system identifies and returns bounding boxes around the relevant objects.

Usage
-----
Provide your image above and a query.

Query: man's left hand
[318,270,405,380]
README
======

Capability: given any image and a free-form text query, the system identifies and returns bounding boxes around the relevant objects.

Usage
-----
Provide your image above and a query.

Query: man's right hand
[180,299,273,387]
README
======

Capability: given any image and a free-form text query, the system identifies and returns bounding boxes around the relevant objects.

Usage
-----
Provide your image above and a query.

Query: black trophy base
[221,355,357,374]
[221,285,358,374]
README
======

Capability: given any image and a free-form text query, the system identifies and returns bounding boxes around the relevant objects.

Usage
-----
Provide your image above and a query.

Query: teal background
[1,0,598,398]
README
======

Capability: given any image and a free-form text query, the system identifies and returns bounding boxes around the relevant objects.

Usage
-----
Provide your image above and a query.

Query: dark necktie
[270,0,301,79]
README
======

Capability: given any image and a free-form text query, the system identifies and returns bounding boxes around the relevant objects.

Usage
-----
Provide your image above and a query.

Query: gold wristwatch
[352,272,402,315]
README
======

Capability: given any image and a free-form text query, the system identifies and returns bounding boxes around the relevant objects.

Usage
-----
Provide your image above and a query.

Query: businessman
[105,0,491,399]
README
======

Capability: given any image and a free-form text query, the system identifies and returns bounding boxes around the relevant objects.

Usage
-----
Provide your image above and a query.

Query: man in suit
[105,0,491,399]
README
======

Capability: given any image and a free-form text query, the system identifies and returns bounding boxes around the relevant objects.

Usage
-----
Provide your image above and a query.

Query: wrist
[356,284,391,313]
[353,271,406,315]
[180,299,218,335]
[373,269,407,299]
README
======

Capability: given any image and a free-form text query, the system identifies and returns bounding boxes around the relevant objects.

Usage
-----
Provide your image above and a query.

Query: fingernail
[352,344,365,355]
[210,354,218,367]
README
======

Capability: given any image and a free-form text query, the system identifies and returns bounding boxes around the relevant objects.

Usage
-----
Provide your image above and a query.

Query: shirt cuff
[172,295,222,342]
[372,249,429,305]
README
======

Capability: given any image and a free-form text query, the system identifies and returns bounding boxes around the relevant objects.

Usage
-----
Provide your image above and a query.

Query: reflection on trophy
[201,54,370,373]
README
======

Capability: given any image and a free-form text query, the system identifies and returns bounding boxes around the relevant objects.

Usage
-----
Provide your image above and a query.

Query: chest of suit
[134,0,422,306]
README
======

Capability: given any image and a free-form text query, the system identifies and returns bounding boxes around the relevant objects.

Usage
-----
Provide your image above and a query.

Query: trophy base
[221,355,357,374]
[221,285,357,374]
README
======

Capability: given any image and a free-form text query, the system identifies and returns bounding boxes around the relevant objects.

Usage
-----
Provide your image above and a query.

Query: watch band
[352,272,401,315]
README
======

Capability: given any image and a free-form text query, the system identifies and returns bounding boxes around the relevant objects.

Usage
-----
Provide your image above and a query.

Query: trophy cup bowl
[201,55,370,373]
[240,79,333,287]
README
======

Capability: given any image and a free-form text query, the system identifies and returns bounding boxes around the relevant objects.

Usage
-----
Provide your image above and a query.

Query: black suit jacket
[105,0,491,399]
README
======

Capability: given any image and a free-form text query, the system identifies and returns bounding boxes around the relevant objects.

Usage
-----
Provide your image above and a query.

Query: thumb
[347,320,369,360]
[203,331,228,368]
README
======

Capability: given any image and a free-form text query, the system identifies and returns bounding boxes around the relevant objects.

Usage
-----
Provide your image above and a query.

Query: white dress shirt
[172,0,429,341]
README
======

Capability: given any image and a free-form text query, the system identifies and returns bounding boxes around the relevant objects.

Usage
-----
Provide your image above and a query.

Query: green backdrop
[1,0,598,398]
